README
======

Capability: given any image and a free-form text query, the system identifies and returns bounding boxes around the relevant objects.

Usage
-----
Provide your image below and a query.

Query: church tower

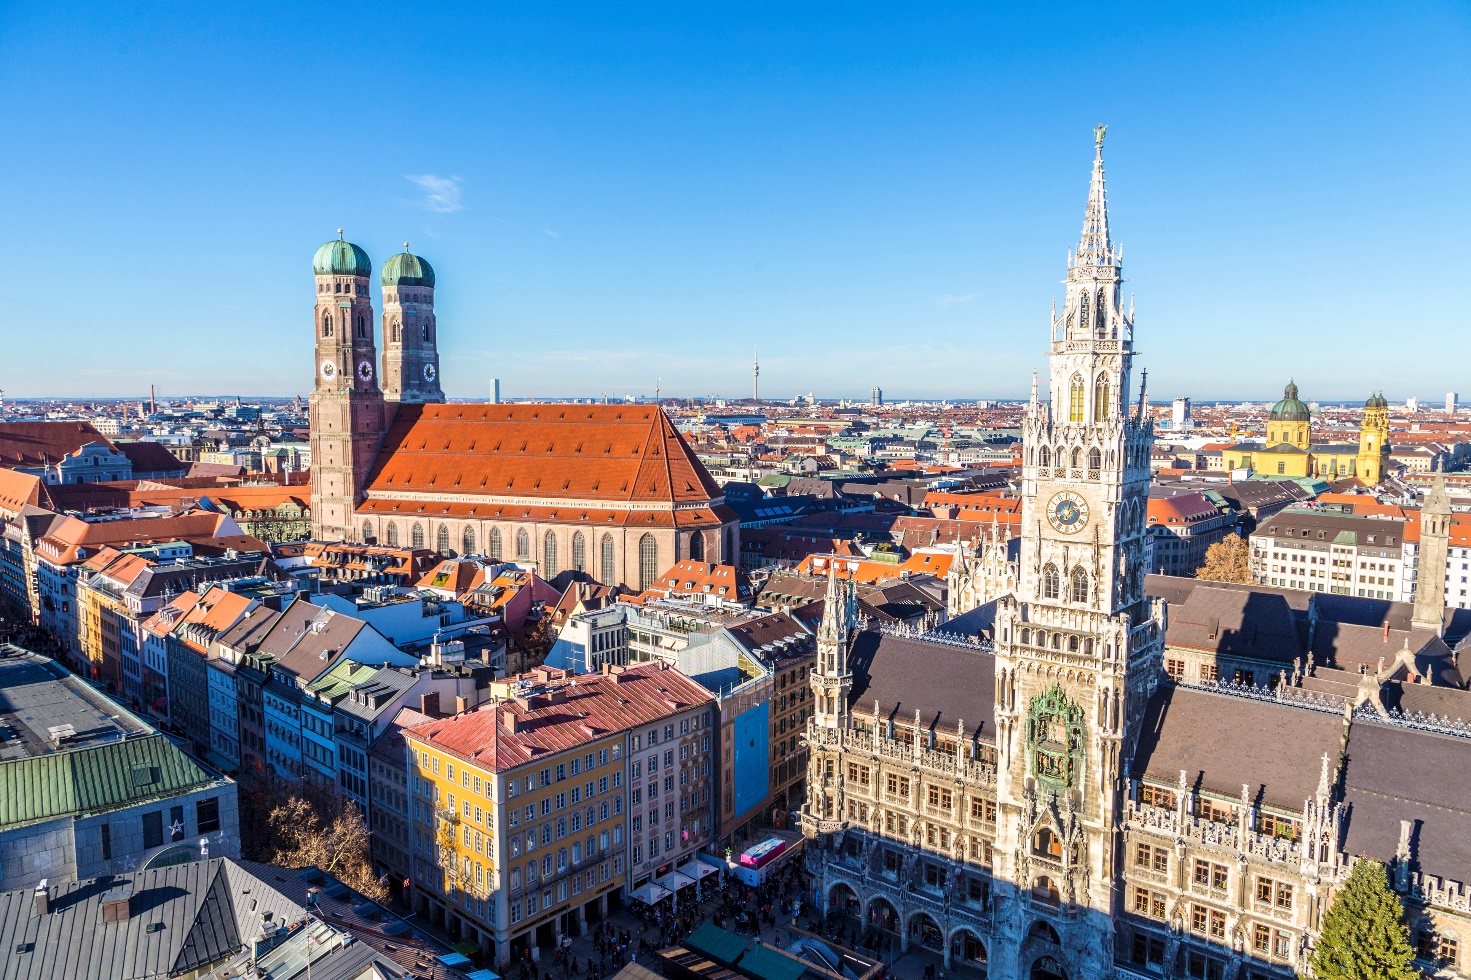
[1356,391,1390,484]
[309,233,387,542]
[1413,476,1451,634]
[811,561,855,731]
[380,246,445,405]
[988,128,1163,980]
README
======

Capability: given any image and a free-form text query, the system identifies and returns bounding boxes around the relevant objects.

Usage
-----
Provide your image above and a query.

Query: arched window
[362,520,374,543]
[356,313,366,339]
[544,532,559,578]
[1071,447,1082,469]
[411,523,425,549]
[600,534,616,585]
[1087,447,1102,472]
[423,322,431,342]
[516,529,530,559]
[1019,628,1031,645]
[1033,827,1062,858]
[1079,292,1090,332]
[572,532,586,572]
[488,527,502,560]
[385,523,399,547]
[638,534,658,592]
[463,527,475,555]
[1095,289,1107,337]
[1043,564,1060,600]
[391,319,401,344]
[689,531,704,561]
[1094,375,1111,419]
[1032,876,1060,906]
[1038,446,1051,469]
[1072,567,1089,603]
[322,313,333,338]
[436,525,450,555]
[1069,375,1085,423]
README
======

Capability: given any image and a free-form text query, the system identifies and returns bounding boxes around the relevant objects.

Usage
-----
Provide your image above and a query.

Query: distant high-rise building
[870,386,883,407]
[1448,391,1459,416]
[1171,396,1191,430]
[491,378,501,404]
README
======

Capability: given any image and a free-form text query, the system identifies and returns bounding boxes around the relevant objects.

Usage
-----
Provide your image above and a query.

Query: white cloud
[936,292,980,308]
[543,228,559,239]
[405,174,465,213]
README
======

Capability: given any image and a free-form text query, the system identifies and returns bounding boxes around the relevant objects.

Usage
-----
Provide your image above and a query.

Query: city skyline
[2,4,1469,399]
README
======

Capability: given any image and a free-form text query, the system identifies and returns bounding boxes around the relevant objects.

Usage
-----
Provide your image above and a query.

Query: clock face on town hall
[1047,490,1089,533]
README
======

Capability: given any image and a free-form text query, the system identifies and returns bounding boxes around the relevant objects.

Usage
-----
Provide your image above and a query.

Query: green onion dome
[313,232,372,278]
[381,246,435,288]
[1269,381,1311,422]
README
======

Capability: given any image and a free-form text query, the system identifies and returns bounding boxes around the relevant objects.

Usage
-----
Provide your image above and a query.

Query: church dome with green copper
[1365,391,1388,410]
[313,233,372,278]
[1269,381,1311,422]
[381,247,435,288]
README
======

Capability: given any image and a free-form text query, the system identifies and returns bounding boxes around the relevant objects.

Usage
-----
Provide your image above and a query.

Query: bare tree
[1196,534,1253,584]
[249,781,388,902]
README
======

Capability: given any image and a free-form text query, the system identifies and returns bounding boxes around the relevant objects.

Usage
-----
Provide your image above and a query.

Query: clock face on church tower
[1047,491,1089,534]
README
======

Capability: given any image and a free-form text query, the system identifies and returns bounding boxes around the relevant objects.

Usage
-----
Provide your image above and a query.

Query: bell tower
[309,232,386,542]
[1356,391,1391,484]
[380,245,445,406]
[988,128,1164,980]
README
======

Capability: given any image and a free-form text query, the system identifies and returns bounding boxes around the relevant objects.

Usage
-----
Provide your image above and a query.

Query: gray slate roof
[845,629,995,742]
[0,858,304,980]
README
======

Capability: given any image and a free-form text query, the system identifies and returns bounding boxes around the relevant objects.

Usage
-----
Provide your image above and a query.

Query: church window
[411,522,425,549]
[322,313,333,338]
[386,523,399,547]
[423,322,432,342]
[1071,447,1082,469]
[391,319,401,344]
[545,532,560,578]
[1093,376,1111,419]
[1067,636,1079,652]
[516,529,530,558]
[463,527,476,554]
[1037,446,1051,469]
[571,532,586,572]
[488,527,502,560]
[356,313,366,338]
[436,525,450,555]
[688,531,703,561]
[1087,447,1102,474]
[362,521,374,543]
[1071,567,1089,603]
[1079,292,1089,332]
[1019,628,1030,645]
[638,534,658,592]
[1043,564,1060,599]
[1095,289,1107,336]
[1069,376,1085,422]
[600,535,616,585]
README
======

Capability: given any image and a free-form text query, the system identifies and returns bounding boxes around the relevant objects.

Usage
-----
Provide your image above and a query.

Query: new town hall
[801,131,1471,980]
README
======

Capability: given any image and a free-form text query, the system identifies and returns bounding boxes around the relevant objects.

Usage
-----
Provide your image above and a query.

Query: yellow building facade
[1223,382,1391,482]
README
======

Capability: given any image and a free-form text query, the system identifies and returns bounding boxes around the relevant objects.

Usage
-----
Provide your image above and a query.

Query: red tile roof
[407,661,714,771]
[0,422,112,467]
[363,404,724,509]
[1147,493,1221,524]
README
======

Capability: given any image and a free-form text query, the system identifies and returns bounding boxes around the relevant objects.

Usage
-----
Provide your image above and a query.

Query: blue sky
[1,3,1468,402]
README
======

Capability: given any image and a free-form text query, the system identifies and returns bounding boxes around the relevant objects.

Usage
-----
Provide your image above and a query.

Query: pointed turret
[812,559,854,730]
[1074,124,1116,269]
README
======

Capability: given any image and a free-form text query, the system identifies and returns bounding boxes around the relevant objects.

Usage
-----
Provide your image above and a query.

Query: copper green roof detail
[381,247,435,287]
[1366,391,1388,409]
[0,733,221,832]
[1269,380,1311,422]
[313,233,372,277]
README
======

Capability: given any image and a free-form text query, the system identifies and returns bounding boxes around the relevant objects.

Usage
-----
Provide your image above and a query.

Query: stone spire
[1075,124,1117,269]
[817,561,850,657]
[812,559,854,729]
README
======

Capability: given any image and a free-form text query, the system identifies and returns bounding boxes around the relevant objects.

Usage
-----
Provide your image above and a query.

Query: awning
[685,861,720,881]
[467,971,502,980]
[656,870,697,892]
[438,952,474,967]
[630,882,673,905]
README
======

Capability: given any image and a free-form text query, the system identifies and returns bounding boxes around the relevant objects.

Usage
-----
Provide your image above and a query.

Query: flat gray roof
[0,645,149,762]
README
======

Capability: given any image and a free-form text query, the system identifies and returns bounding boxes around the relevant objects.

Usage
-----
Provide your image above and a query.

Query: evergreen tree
[1310,859,1418,980]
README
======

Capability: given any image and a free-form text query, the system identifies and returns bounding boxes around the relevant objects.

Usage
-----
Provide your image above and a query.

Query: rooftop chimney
[502,710,520,734]
[420,691,441,716]
[33,879,48,917]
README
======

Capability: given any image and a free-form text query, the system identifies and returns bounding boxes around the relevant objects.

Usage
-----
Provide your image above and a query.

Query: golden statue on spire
[1093,123,1107,148]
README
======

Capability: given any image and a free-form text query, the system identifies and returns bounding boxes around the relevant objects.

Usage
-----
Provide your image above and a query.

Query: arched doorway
[950,928,988,972]
[1030,954,1068,980]
[908,910,943,952]
[828,882,860,920]
[867,896,900,937]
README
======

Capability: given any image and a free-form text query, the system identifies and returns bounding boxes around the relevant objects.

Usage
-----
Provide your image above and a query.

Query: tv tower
[753,346,760,403]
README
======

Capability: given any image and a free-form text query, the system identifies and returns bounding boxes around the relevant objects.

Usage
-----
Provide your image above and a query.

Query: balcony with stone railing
[808,721,998,788]
[1410,872,1471,913]
[1124,800,1301,866]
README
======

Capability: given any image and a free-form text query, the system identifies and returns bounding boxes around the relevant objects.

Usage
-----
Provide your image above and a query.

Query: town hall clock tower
[988,127,1164,979]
